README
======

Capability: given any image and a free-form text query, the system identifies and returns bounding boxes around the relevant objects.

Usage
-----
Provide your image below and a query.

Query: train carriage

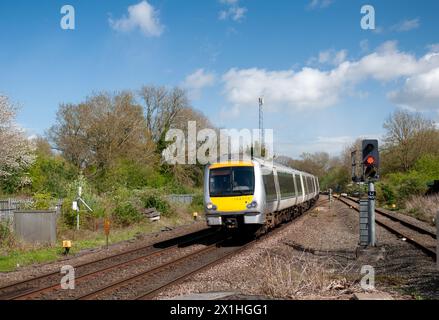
[204,158,320,232]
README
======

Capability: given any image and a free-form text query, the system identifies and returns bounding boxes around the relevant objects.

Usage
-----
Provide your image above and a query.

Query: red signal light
[366,156,375,165]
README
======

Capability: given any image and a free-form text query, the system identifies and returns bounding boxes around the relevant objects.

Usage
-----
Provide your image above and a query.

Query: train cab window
[210,166,255,197]
[262,169,277,202]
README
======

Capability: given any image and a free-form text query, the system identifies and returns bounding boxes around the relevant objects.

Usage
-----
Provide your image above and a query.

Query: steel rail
[0,227,214,300]
[135,220,296,300]
[337,196,436,259]
[76,235,231,300]
[344,195,436,239]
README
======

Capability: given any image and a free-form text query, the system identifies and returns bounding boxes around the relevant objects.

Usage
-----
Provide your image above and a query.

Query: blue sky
[1,0,439,158]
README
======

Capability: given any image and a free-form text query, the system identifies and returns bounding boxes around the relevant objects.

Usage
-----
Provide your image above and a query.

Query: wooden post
[104,219,111,249]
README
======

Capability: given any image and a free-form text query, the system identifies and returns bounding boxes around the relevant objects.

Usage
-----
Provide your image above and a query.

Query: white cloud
[222,67,346,111]
[388,67,439,111]
[219,0,247,22]
[427,43,439,52]
[307,0,334,10]
[221,41,439,115]
[182,69,216,100]
[360,39,369,53]
[109,1,163,37]
[308,49,347,66]
[390,18,420,32]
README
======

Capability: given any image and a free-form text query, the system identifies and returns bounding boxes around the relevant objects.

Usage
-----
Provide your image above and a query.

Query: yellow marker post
[62,240,72,255]
[193,212,198,221]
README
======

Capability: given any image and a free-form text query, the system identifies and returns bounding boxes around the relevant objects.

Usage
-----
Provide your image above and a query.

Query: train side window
[263,170,277,202]
[278,172,295,198]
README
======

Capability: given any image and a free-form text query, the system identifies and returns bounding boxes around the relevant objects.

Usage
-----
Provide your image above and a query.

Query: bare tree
[163,106,215,187]
[48,92,156,175]
[0,95,35,178]
[138,86,189,147]
[288,152,333,178]
[383,110,437,171]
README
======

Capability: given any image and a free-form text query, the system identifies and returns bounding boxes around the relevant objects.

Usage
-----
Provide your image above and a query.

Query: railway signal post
[362,140,379,247]
[367,182,376,247]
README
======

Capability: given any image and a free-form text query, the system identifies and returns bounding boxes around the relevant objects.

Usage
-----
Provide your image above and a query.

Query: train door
[299,174,306,203]
[272,167,281,212]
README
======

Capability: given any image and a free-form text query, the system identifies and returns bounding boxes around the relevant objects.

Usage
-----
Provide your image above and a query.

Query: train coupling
[224,217,239,229]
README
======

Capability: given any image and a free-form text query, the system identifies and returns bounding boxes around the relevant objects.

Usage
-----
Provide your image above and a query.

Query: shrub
[61,176,108,228]
[413,154,439,180]
[33,193,53,210]
[0,221,15,248]
[29,154,77,198]
[404,194,439,225]
[190,194,204,213]
[113,202,143,226]
[376,183,396,206]
[141,193,171,216]
[386,171,428,204]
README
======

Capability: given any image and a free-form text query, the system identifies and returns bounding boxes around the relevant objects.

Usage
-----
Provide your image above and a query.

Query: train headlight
[247,201,258,209]
[206,203,217,210]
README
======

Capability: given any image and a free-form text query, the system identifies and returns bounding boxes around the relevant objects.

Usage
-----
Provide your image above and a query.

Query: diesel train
[203,158,320,232]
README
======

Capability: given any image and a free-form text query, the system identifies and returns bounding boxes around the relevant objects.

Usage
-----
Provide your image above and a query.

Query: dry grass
[255,250,357,299]
[404,195,439,226]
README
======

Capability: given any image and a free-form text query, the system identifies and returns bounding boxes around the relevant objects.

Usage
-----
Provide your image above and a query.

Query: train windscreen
[209,167,255,197]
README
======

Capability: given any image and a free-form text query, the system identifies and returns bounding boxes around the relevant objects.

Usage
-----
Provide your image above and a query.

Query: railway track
[78,217,301,300]
[1,202,317,300]
[135,220,296,300]
[0,227,216,300]
[337,195,437,260]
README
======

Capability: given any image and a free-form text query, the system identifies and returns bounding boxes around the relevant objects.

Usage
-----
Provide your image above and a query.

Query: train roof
[208,157,317,178]
[252,158,316,177]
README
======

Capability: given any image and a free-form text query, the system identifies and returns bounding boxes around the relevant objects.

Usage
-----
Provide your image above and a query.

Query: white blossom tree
[0,95,35,181]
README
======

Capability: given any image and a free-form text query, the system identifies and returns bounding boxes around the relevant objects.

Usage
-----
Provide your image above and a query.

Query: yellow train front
[204,158,320,231]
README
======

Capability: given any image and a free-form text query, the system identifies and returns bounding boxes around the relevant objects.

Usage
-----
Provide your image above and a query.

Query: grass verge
[0,212,196,273]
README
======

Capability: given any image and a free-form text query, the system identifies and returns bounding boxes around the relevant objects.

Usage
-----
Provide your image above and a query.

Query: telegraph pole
[258,97,264,148]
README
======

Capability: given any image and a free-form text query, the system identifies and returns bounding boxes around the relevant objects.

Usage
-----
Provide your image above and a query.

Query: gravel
[155,198,439,300]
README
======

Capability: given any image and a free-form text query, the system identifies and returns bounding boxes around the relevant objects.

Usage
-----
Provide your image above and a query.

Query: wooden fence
[0,198,62,225]
[165,194,195,205]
